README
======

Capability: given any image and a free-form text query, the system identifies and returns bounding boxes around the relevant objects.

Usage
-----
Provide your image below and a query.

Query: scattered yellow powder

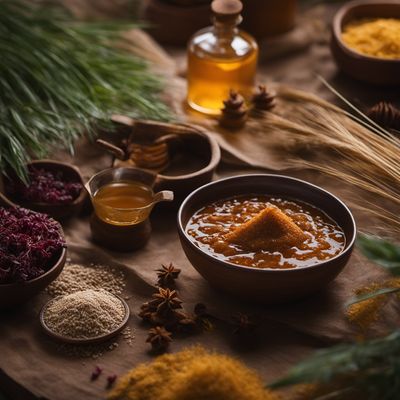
[108,346,280,400]
[342,18,400,59]
[346,278,400,332]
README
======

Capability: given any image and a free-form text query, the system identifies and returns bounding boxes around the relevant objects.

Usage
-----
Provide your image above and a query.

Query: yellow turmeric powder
[108,346,280,400]
[342,18,400,59]
[346,278,400,332]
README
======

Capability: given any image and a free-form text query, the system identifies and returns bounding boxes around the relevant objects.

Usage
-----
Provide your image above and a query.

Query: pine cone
[156,263,181,288]
[252,85,276,112]
[219,90,248,129]
[146,326,172,352]
[367,101,400,131]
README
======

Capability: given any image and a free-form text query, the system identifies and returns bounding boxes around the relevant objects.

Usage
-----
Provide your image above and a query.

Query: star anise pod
[156,263,181,288]
[138,303,154,322]
[148,287,183,315]
[146,326,172,352]
[231,313,256,335]
[175,310,197,331]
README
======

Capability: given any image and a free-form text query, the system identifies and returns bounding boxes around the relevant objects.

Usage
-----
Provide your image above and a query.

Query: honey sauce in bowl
[92,181,154,226]
[186,195,345,270]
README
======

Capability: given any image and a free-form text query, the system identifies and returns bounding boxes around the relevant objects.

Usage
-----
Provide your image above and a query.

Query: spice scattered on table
[43,289,126,340]
[156,263,181,288]
[342,18,400,59]
[106,374,117,389]
[107,346,279,400]
[47,262,125,297]
[146,326,172,352]
[5,167,83,205]
[91,366,103,381]
[0,207,65,284]
[139,267,212,352]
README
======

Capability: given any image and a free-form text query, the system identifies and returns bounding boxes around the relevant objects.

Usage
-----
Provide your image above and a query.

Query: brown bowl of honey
[86,167,173,252]
[177,174,356,303]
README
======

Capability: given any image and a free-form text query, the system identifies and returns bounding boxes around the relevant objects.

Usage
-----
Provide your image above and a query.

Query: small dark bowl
[1,160,86,221]
[177,174,356,303]
[40,294,129,344]
[0,193,67,308]
[331,0,400,85]
[110,119,221,203]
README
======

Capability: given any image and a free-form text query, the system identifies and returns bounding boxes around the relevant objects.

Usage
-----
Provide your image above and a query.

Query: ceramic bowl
[177,174,356,303]
[0,193,67,308]
[331,0,400,85]
[40,294,129,344]
[1,160,87,221]
[109,119,221,203]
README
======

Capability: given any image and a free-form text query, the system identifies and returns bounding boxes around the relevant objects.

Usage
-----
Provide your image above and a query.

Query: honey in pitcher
[187,0,258,115]
[93,181,154,226]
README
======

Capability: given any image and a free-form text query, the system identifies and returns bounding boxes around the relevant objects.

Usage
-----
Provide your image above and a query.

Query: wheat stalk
[263,85,400,232]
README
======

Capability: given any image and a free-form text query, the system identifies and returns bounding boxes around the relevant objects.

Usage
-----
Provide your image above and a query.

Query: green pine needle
[0,0,170,180]
[270,331,400,400]
[357,234,400,275]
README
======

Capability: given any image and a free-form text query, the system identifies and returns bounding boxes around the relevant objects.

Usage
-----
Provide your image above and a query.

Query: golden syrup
[187,0,258,115]
[187,42,258,115]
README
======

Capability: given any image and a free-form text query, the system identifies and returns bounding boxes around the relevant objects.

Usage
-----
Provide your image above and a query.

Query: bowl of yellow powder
[331,0,400,85]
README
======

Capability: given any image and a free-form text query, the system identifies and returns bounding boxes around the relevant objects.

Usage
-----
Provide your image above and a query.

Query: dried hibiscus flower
[5,166,82,205]
[0,207,65,284]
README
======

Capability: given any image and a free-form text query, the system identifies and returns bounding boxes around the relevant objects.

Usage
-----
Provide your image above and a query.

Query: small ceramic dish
[0,193,67,309]
[177,174,356,304]
[101,118,221,203]
[331,0,400,85]
[40,295,130,344]
[1,160,87,221]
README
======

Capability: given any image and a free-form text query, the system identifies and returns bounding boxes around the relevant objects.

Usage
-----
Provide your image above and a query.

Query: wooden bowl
[110,119,221,203]
[331,0,400,85]
[1,160,87,221]
[0,195,67,308]
[177,174,356,304]
[142,0,211,46]
[40,294,130,344]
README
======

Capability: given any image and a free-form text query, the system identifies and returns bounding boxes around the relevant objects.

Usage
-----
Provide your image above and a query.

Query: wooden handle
[96,139,126,160]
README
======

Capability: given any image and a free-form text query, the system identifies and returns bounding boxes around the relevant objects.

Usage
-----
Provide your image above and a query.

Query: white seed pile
[47,262,125,297]
[43,289,126,339]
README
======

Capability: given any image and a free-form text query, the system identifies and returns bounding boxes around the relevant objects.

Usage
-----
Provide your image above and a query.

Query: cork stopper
[211,0,243,22]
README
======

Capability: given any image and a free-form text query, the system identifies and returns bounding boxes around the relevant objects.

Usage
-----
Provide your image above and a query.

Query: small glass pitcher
[85,167,173,226]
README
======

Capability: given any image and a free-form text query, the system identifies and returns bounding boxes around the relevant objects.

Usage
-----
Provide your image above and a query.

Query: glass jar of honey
[187,0,258,115]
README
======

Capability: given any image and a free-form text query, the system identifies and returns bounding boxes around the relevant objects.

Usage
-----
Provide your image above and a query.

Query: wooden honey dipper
[96,134,177,172]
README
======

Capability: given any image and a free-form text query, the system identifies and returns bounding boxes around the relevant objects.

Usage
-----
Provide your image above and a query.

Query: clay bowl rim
[157,128,221,182]
[332,0,400,64]
[177,174,357,275]
[39,294,130,345]
[2,159,86,209]
[0,230,67,290]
